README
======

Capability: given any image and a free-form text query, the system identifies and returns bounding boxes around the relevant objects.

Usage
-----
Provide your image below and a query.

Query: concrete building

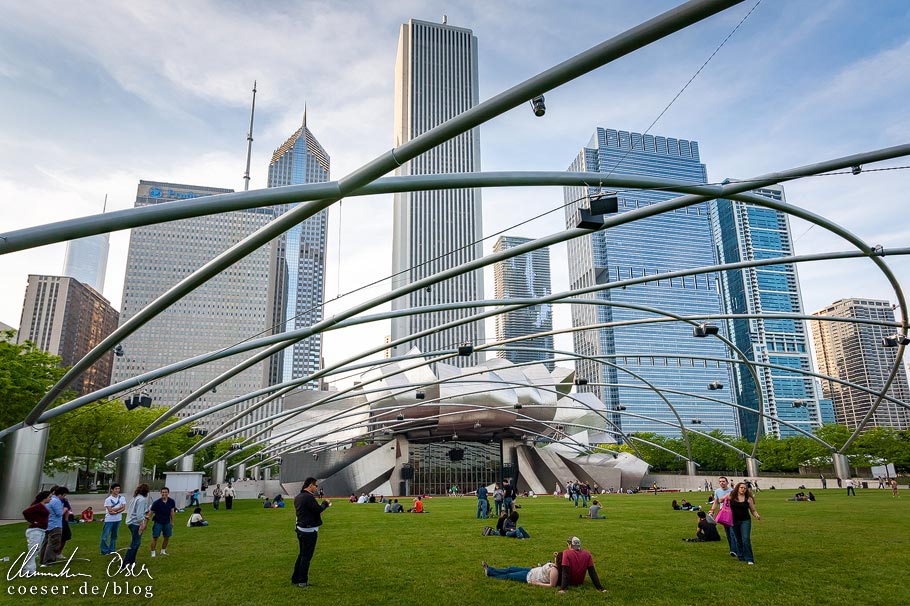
[390,18,485,365]
[111,181,276,435]
[492,236,554,370]
[564,128,739,437]
[265,114,330,390]
[63,233,109,294]
[17,275,118,395]
[710,184,829,439]
[810,298,910,430]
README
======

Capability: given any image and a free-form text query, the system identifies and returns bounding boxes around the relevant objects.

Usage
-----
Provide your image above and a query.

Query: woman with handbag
[726,482,761,564]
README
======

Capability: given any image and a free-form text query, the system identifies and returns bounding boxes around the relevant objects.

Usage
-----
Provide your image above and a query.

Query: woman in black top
[725,482,761,564]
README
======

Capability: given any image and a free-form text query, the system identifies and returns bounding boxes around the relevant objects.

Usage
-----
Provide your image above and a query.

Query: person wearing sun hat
[559,536,607,593]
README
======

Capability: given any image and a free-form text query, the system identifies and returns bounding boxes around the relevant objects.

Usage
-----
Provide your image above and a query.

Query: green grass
[1,489,907,605]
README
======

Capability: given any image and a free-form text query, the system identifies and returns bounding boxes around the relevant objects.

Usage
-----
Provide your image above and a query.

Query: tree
[0,331,72,429]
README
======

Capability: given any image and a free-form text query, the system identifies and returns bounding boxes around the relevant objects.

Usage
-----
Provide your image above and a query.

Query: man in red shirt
[559,536,607,593]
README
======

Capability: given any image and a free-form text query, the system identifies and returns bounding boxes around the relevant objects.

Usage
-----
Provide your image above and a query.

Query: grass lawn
[1,489,907,605]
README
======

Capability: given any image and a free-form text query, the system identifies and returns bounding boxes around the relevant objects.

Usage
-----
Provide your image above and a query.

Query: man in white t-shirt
[707,476,736,558]
[846,478,856,496]
[100,483,127,555]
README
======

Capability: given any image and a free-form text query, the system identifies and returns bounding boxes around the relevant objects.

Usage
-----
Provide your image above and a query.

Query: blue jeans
[732,519,753,563]
[123,524,142,566]
[572,493,579,507]
[477,499,489,518]
[486,565,531,582]
[506,526,530,539]
[100,521,121,555]
[722,524,737,554]
[504,497,513,514]
[580,494,588,507]
[494,500,502,516]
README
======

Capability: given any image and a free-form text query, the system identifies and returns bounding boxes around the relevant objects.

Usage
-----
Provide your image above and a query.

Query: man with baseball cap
[559,536,607,593]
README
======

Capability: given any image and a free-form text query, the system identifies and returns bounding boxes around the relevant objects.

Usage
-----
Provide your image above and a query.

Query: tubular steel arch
[0,0,905,475]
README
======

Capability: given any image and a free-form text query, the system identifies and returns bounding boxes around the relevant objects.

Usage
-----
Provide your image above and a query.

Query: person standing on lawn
[123,483,150,567]
[476,484,489,519]
[707,476,736,558]
[223,482,236,510]
[100,483,126,556]
[22,491,52,574]
[149,487,177,558]
[725,482,761,565]
[292,477,331,588]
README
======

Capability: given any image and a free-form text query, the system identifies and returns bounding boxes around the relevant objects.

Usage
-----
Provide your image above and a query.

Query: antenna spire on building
[303,103,307,129]
[243,80,258,192]
[102,193,108,213]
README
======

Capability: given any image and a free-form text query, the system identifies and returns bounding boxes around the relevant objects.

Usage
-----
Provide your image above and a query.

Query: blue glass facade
[493,236,554,370]
[711,185,826,439]
[564,128,739,438]
[266,118,330,388]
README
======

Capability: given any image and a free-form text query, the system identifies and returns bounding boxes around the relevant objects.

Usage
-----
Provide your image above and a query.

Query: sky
[1,0,908,381]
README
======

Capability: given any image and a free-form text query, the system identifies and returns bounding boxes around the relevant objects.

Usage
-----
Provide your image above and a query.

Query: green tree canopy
[0,331,71,429]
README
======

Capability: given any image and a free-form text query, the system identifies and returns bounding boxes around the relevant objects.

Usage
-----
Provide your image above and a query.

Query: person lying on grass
[482,551,561,587]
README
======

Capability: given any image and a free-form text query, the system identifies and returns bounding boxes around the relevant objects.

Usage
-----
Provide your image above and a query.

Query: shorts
[152,522,173,538]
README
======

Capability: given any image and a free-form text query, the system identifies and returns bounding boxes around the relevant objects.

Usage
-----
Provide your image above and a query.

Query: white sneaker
[160,550,168,556]
[150,552,156,558]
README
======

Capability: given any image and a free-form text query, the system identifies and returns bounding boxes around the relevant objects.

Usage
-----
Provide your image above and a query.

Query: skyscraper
[63,233,109,294]
[492,236,554,370]
[17,275,119,395]
[390,18,485,365]
[564,128,739,437]
[112,181,276,435]
[265,114,330,389]
[711,185,828,439]
[810,298,910,430]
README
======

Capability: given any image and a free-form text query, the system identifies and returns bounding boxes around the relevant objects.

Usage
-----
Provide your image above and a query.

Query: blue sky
[1,0,908,370]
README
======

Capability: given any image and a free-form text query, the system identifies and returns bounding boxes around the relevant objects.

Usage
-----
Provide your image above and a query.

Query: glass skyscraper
[564,128,739,438]
[266,114,330,389]
[492,236,554,370]
[63,233,109,294]
[390,19,485,365]
[711,185,830,439]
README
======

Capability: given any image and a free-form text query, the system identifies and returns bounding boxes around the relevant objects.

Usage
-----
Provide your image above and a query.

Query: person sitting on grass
[481,552,560,587]
[81,507,94,523]
[486,511,508,537]
[504,510,530,539]
[680,499,700,511]
[407,497,424,513]
[684,511,721,542]
[672,499,683,510]
[559,537,607,594]
[579,499,605,519]
[389,499,403,513]
[187,507,208,527]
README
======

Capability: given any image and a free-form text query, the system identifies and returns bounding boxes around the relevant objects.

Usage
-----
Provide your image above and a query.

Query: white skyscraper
[63,234,109,294]
[390,18,485,365]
